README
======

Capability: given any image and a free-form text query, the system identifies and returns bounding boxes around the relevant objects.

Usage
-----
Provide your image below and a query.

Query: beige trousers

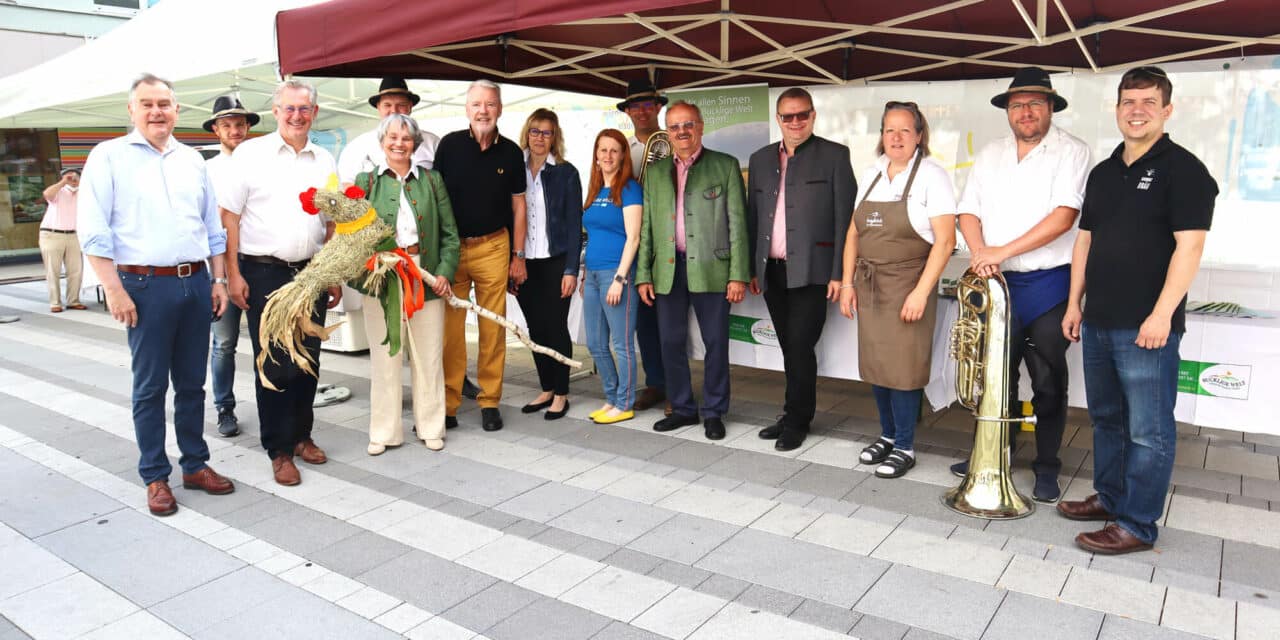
[39,230,82,307]
[363,294,446,444]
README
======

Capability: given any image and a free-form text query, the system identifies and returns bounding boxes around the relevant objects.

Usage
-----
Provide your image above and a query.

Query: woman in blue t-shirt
[581,129,643,424]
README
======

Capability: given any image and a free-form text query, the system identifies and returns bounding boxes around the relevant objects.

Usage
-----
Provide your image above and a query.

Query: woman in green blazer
[353,114,459,454]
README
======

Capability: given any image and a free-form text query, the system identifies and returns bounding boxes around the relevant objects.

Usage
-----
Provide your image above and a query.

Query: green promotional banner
[1178,360,1251,399]
[728,314,778,346]
[668,85,770,166]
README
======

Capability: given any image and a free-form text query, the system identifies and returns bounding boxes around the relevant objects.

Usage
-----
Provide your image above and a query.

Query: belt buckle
[176,263,193,278]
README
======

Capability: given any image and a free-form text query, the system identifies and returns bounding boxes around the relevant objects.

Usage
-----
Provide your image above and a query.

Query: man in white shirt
[955,67,1092,504]
[203,94,260,438]
[220,79,340,487]
[337,77,439,182]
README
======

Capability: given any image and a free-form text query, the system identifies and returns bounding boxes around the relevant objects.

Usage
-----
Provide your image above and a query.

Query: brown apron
[852,154,938,390]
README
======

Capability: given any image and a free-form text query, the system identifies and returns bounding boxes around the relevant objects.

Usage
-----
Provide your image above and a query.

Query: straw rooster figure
[256,175,392,390]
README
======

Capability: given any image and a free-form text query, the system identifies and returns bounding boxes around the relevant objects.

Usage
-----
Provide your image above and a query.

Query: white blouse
[855,151,956,244]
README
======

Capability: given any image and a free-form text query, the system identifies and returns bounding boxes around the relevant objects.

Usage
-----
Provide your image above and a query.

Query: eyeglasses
[667,121,699,132]
[528,128,554,138]
[1006,99,1048,112]
[279,105,314,116]
[778,109,812,123]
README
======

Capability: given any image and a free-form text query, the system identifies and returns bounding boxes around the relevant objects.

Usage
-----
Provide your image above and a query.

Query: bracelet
[213,277,228,285]
[839,284,854,290]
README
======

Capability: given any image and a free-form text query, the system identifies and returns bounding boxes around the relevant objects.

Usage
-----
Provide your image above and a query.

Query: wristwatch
[512,250,526,259]
[212,277,228,285]
[613,274,628,285]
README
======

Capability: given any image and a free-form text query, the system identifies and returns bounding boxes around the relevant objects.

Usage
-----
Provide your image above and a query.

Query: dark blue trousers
[241,259,325,459]
[635,297,665,390]
[122,270,212,484]
[655,257,731,419]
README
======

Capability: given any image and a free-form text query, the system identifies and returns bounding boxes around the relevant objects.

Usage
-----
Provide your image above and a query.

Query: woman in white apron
[839,101,957,478]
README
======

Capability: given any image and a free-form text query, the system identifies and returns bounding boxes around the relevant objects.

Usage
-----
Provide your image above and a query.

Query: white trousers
[362,294,446,444]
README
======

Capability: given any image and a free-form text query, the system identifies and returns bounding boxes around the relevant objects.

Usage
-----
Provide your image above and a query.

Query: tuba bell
[942,268,1034,520]
[637,130,671,183]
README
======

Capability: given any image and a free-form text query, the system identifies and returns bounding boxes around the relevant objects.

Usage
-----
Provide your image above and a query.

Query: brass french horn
[637,130,671,183]
[943,269,1034,520]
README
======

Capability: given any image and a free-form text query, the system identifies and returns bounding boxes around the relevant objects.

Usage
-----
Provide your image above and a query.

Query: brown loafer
[1056,493,1116,521]
[50,306,63,313]
[293,438,327,464]
[67,303,88,310]
[181,466,235,495]
[272,455,301,486]
[634,386,666,411]
[1076,523,1153,555]
[147,480,177,516]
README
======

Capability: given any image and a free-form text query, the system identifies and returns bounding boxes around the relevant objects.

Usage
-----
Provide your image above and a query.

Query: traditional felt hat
[616,79,669,112]
[201,95,261,132]
[990,66,1068,112]
[368,77,421,108]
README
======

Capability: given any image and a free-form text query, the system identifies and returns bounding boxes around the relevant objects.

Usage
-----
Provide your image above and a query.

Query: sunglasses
[778,109,812,123]
[667,121,699,132]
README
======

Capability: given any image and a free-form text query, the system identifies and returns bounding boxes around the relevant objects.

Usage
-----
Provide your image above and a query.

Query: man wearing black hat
[203,94,260,438]
[619,78,670,415]
[337,77,440,182]
[953,66,1092,504]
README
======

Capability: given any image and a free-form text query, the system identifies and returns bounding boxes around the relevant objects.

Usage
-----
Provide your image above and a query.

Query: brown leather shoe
[293,438,327,464]
[272,455,301,486]
[634,386,666,411]
[1076,523,1153,555]
[1056,494,1116,521]
[147,480,177,516]
[181,466,235,495]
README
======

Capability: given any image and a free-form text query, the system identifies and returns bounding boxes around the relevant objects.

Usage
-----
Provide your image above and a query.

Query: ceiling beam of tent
[862,41,1030,82]
[720,0,729,64]
[856,42,1073,72]
[1098,31,1280,72]
[510,17,719,76]
[1115,25,1280,46]
[728,15,843,83]
[510,41,630,87]
[1053,0,1098,71]
[1036,0,1047,40]
[1039,0,1224,46]
[1010,0,1044,44]
[410,50,510,78]
[625,12,723,66]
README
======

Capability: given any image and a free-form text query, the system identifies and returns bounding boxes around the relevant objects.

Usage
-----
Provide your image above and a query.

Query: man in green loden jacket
[637,101,749,441]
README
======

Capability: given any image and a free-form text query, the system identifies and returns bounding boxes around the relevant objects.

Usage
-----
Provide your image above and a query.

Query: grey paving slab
[0,447,125,538]
[550,491,680,542]
[486,597,612,640]
[982,507,1098,552]
[895,515,957,538]
[240,505,363,556]
[192,579,400,640]
[808,496,861,518]
[947,525,1007,550]
[399,487,454,510]
[1223,539,1280,592]
[904,628,960,640]
[470,507,524,530]
[402,456,545,507]
[1152,567,1220,596]
[981,591,1103,640]
[590,621,667,640]
[628,513,741,565]
[151,566,296,634]
[530,525,613,557]
[1001,535,1050,559]
[1241,476,1280,502]
[1144,528,1223,579]
[647,440,733,472]
[850,613,911,640]
[496,482,597,523]
[1220,580,1280,611]
[37,507,243,607]
[788,598,860,634]
[1227,493,1270,509]
[731,481,784,500]
[692,473,742,491]
[844,474,984,529]
[503,518,550,539]
[1095,615,1206,640]
[1088,554,1155,581]
[780,464,870,500]
[735,583,805,616]
[553,423,683,460]
[1044,545,1092,570]
[218,494,311,529]
[1170,466,1241,495]
[647,560,712,590]
[603,547,665,575]
[170,482,272,518]
[309,530,414,577]
[696,528,889,608]
[702,450,807,486]
[1175,485,1228,502]
[855,565,1005,640]
[443,581,542,633]
[695,573,751,601]
[357,549,496,613]
[434,497,487,518]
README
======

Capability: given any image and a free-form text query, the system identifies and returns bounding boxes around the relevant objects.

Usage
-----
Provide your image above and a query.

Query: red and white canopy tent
[276,0,1280,92]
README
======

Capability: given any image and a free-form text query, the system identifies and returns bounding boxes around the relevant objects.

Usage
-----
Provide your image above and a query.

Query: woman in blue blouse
[581,129,643,424]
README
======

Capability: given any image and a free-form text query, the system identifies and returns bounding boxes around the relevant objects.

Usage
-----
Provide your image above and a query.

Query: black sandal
[875,450,916,478]
[859,438,894,465]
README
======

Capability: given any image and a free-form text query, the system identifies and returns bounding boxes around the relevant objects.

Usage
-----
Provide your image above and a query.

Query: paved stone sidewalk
[2,280,1279,639]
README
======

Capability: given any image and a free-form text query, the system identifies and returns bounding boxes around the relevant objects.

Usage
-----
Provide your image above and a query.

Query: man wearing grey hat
[337,77,440,182]
[203,94,260,437]
[952,66,1092,504]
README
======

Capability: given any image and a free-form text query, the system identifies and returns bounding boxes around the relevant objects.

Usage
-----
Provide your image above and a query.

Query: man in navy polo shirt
[1058,66,1216,554]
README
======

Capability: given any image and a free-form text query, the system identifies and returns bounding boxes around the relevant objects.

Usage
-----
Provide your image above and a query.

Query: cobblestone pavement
[2,279,1278,640]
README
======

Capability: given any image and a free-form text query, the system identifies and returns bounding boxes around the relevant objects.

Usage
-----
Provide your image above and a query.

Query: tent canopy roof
[277,0,1280,95]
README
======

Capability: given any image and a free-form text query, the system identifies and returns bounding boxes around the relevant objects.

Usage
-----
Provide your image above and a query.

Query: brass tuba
[943,269,1034,519]
[637,130,671,183]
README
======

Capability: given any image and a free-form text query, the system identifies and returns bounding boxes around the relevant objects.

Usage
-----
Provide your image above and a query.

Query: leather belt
[241,254,310,270]
[766,258,786,265]
[117,262,204,278]
[459,229,506,246]
[40,228,76,234]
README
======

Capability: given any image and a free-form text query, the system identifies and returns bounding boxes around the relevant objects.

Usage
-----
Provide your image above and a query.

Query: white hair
[129,73,175,103]
[466,79,502,104]
[376,114,424,150]
[273,79,317,106]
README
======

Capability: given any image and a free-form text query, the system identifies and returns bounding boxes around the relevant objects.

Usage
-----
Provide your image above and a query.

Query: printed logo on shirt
[1137,168,1156,191]
[866,211,884,228]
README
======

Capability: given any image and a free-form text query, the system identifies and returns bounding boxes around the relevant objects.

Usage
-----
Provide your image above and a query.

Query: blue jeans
[1083,323,1182,544]
[583,269,637,410]
[871,385,922,452]
[120,270,212,484]
[210,303,242,412]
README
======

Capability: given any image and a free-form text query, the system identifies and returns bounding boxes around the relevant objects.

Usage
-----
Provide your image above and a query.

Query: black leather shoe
[462,376,480,400]
[481,408,504,431]
[653,414,699,432]
[775,427,808,452]
[545,401,570,421]
[704,417,726,440]
[445,415,458,430]
[950,460,968,478]
[522,398,553,413]
[757,417,786,440]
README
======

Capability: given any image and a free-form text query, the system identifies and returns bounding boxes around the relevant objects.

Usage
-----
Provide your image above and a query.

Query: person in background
[39,168,85,313]
[515,108,583,421]
[839,101,956,478]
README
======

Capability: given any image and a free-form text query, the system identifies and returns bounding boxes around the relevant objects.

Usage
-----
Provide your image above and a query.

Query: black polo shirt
[434,128,526,238]
[1079,134,1216,333]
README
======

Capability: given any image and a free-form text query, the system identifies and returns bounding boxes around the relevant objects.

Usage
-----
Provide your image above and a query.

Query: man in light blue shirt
[79,73,237,517]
